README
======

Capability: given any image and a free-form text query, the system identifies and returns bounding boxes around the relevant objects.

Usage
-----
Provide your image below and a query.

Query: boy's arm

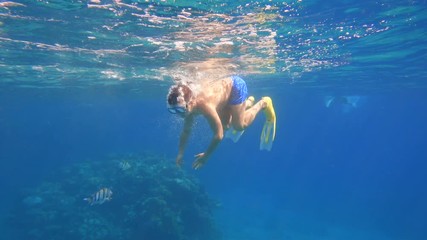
[193,105,223,169]
[176,114,194,166]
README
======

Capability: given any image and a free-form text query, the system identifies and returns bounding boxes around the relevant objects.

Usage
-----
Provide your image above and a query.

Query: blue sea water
[1,0,427,239]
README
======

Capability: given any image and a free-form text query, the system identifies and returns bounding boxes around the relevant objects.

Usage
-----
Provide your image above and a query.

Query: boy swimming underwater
[167,76,276,169]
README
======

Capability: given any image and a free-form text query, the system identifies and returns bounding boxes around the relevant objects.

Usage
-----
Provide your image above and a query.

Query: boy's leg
[230,99,265,131]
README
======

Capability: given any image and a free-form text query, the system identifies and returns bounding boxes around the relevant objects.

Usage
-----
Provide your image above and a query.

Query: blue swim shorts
[229,76,248,105]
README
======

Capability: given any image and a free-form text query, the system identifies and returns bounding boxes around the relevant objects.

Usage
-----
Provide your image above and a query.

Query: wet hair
[167,84,192,106]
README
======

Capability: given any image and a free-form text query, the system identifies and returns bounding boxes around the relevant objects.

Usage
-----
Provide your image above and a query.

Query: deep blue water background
[1,0,427,239]
[1,86,427,239]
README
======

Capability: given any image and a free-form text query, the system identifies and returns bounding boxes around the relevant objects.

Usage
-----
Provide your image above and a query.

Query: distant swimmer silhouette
[324,95,361,113]
[167,76,276,169]
[324,96,360,108]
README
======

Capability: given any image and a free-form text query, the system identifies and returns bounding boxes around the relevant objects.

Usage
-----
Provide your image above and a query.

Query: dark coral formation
[8,153,220,240]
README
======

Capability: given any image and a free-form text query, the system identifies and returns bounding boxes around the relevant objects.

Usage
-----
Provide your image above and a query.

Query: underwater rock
[8,152,220,240]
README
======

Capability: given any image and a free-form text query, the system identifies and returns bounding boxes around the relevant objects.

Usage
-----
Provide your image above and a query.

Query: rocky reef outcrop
[8,153,220,240]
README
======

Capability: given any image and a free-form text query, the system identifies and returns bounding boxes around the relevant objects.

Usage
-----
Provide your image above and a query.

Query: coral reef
[8,153,220,240]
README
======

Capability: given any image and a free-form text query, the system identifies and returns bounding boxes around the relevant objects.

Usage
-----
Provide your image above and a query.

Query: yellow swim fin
[260,96,276,151]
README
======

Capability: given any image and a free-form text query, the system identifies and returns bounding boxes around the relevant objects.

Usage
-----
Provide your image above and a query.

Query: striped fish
[118,160,131,171]
[83,188,113,205]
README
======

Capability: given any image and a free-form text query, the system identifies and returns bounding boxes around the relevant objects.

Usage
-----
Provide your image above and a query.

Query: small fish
[83,188,113,205]
[118,160,131,171]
